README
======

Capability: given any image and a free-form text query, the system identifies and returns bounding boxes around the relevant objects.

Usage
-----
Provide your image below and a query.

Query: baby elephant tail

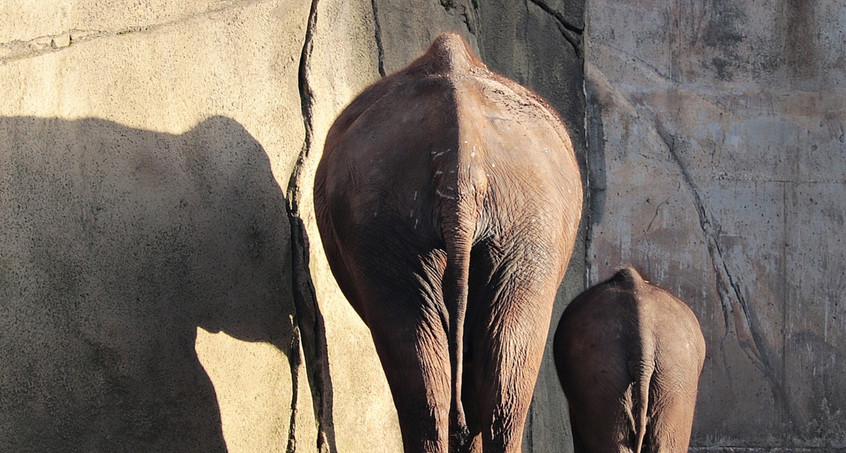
[616,267,653,453]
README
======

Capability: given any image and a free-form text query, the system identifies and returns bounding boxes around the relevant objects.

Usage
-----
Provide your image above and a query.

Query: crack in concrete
[655,120,800,426]
[0,0,272,63]
[438,0,478,35]
[370,0,386,77]
[0,29,105,63]
[286,1,337,452]
[286,320,302,453]
[645,190,675,233]
[583,77,605,285]
[526,0,583,57]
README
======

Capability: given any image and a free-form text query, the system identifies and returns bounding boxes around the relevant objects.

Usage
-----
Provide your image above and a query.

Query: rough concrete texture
[1,2,313,451]
[585,1,846,451]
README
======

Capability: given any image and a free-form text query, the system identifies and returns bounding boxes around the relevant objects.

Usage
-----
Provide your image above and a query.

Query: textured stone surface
[1,1,585,452]
[585,1,846,450]
[1,2,313,451]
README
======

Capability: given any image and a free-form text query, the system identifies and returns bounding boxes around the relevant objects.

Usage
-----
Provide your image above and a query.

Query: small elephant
[314,32,583,452]
[553,267,706,453]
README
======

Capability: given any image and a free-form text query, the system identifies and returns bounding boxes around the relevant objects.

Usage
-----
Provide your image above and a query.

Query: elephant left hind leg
[365,294,452,453]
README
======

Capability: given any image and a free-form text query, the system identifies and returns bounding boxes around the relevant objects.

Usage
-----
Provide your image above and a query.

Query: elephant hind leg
[367,300,452,453]
[467,268,563,452]
[556,312,635,452]
[645,384,699,453]
[564,376,636,453]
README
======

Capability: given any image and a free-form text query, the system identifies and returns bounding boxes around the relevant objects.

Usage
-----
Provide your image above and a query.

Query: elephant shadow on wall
[0,116,332,451]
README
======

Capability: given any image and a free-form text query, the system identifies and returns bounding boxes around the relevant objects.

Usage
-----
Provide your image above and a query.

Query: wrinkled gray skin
[554,267,706,453]
[314,33,582,453]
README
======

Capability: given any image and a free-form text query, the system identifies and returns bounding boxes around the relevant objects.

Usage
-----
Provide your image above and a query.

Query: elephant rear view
[314,32,582,452]
[553,267,706,453]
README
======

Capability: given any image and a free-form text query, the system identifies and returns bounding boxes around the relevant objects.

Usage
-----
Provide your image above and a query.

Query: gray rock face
[585,1,846,450]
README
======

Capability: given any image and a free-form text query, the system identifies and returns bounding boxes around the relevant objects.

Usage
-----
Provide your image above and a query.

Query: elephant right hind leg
[465,269,564,453]
[645,383,699,453]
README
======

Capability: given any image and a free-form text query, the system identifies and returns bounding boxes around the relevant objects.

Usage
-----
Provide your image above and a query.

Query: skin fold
[554,267,706,453]
[314,32,583,453]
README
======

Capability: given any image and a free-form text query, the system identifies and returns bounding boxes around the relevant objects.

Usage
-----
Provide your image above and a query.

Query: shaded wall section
[584,1,846,451]
[0,116,292,451]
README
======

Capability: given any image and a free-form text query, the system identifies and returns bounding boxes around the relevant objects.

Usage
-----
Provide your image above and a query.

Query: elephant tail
[633,367,651,453]
[440,195,477,450]
[630,332,655,453]
[618,267,654,453]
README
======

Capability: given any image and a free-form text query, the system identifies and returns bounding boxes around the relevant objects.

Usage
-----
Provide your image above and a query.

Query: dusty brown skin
[313,32,583,453]
[553,267,706,453]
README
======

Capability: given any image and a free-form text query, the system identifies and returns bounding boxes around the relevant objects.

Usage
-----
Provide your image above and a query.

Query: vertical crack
[286,1,337,451]
[438,0,479,35]
[526,0,584,57]
[370,0,386,77]
[290,0,320,192]
[286,321,302,453]
[583,103,594,287]
[288,215,336,453]
[655,121,798,424]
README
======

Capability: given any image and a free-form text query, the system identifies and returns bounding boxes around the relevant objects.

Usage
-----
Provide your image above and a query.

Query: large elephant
[313,32,583,452]
[553,267,706,453]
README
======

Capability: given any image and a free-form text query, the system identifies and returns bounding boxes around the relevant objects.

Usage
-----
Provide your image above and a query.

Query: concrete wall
[2,1,843,452]
[585,1,846,451]
[1,2,313,451]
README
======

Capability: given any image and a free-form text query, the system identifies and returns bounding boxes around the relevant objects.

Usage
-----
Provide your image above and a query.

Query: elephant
[553,267,706,453]
[313,32,583,452]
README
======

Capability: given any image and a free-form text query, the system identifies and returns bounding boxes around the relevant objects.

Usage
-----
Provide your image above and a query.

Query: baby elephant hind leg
[645,377,700,453]
[562,353,637,453]
[646,305,705,453]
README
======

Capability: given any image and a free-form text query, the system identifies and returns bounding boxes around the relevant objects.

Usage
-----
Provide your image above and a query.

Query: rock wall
[1,1,582,452]
[585,1,846,451]
[1,1,843,452]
